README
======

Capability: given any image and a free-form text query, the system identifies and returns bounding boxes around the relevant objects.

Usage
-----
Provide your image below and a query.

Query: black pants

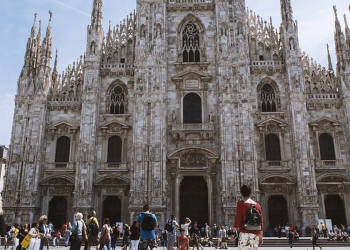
[312,239,321,250]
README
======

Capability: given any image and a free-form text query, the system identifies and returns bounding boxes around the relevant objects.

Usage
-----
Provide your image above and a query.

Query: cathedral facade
[3,0,350,234]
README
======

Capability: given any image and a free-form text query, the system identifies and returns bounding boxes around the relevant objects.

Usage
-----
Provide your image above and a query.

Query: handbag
[99,225,111,245]
[21,234,31,248]
[69,222,78,244]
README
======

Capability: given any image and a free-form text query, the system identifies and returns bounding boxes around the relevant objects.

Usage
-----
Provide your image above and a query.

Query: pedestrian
[69,212,85,250]
[189,222,203,250]
[38,215,48,250]
[288,229,293,248]
[167,214,179,250]
[232,184,264,250]
[122,224,130,250]
[177,229,189,250]
[311,227,321,250]
[86,211,100,250]
[130,221,140,250]
[136,204,158,250]
[99,218,112,250]
[0,209,6,247]
[180,218,191,237]
[55,230,61,247]
[234,229,239,247]
[276,224,281,238]
[321,222,327,238]
[64,226,71,247]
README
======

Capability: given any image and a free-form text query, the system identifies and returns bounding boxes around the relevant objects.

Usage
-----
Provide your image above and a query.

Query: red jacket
[234,200,264,236]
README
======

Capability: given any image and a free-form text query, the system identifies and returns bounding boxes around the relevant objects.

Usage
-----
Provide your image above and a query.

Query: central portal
[180,176,208,228]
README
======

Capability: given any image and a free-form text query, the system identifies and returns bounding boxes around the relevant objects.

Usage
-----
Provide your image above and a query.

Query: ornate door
[180,176,208,228]
[325,195,346,227]
[268,195,288,229]
[103,196,122,226]
[48,196,67,229]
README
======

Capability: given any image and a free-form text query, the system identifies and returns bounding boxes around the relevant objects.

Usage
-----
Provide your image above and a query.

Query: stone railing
[171,123,214,130]
[168,0,214,3]
[250,60,285,74]
[167,0,215,11]
[307,93,340,99]
[314,159,345,172]
[100,63,134,76]
[259,160,291,172]
[46,162,75,174]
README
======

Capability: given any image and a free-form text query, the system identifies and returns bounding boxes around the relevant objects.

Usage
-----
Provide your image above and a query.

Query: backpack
[141,213,155,231]
[243,203,261,231]
[87,218,99,236]
[165,220,173,232]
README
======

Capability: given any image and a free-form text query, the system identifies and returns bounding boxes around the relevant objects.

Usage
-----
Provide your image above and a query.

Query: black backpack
[141,213,155,231]
[243,203,261,231]
[165,220,173,232]
[87,218,99,236]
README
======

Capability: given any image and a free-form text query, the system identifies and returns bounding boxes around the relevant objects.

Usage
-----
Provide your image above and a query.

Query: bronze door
[48,196,67,230]
[103,196,122,226]
[268,195,288,229]
[180,176,208,228]
[325,195,346,227]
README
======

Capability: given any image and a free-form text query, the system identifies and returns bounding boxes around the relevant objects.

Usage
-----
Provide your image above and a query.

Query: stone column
[175,175,183,219]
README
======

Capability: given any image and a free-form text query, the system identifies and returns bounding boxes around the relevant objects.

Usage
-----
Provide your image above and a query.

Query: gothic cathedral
[3,0,350,234]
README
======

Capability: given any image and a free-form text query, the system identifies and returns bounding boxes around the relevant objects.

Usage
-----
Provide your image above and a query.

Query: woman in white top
[180,218,191,237]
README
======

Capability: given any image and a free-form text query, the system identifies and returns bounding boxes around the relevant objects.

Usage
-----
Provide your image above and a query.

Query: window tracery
[109,85,126,114]
[182,23,200,62]
[260,84,277,112]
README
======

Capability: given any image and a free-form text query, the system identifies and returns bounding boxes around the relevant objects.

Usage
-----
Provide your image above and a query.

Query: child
[55,230,61,247]
[177,229,189,250]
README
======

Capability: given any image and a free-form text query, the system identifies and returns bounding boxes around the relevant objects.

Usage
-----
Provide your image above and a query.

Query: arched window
[110,86,125,114]
[265,134,281,161]
[319,133,336,160]
[55,136,70,162]
[182,23,200,63]
[107,136,122,163]
[261,84,277,112]
[183,93,202,124]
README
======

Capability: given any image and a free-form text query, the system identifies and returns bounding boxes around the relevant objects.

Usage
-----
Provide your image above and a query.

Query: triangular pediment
[257,117,287,127]
[100,119,130,131]
[48,121,79,131]
[309,117,340,127]
[172,70,212,82]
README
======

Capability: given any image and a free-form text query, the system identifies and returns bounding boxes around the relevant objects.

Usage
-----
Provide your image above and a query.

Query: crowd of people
[0,184,264,250]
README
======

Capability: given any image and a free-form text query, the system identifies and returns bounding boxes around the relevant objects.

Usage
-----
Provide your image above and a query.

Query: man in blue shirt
[136,204,158,250]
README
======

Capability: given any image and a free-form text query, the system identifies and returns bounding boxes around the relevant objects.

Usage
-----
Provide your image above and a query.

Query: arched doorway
[268,195,288,229]
[103,196,122,226]
[325,195,346,226]
[48,196,67,230]
[180,176,208,228]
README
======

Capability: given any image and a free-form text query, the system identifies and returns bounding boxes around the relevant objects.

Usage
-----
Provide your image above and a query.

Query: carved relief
[181,153,206,167]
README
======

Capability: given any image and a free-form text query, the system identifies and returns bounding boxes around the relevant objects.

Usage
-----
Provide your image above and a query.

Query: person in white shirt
[180,218,191,237]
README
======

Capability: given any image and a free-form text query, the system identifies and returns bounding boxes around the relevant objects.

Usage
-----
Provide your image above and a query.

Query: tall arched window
[265,134,281,160]
[110,86,125,114]
[261,84,277,112]
[319,133,336,160]
[107,136,122,163]
[183,93,202,124]
[182,23,200,63]
[55,136,70,162]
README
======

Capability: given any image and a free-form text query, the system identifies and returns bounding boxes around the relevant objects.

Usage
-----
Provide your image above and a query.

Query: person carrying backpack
[86,210,100,250]
[136,204,158,250]
[232,184,264,250]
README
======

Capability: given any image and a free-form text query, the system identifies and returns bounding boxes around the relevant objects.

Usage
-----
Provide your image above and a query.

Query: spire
[52,49,58,83]
[327,44,334,72]
[91,0,103,32]
[280,0,294,27]
[333,5,348,73]
[31,12,38,39]
[40,10,53,70]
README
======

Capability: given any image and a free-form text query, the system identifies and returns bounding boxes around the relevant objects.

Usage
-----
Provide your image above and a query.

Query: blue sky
[0,0,349,146]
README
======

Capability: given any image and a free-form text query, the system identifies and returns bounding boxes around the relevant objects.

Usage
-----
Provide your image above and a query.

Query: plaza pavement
[49,245,350,250]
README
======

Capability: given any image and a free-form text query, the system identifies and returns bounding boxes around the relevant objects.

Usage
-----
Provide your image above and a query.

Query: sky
[0,0,349,147]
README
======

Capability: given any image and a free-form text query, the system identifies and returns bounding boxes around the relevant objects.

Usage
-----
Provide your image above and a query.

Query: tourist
[232,184,264,249]
[136,204,158,250]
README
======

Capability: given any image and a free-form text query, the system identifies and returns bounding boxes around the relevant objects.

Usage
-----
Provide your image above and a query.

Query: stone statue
[172,110,177,123]
[209,112,214,122]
